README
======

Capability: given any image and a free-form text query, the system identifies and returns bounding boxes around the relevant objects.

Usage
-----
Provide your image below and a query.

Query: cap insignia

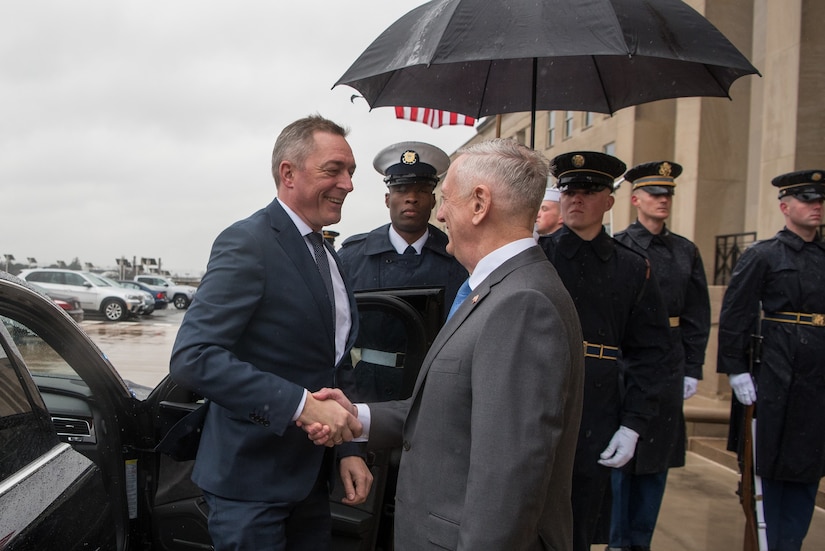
[572,154,585,168]
[813,172,823,182]
[659,162,672,177]
[401,150,419,165]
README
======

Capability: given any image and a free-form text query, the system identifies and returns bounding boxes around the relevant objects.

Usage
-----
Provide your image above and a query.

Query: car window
[24,272,45,283]
[85,273,114,288]
[0,321,59,480]
[0,315,77,380]
[64,272,87,287]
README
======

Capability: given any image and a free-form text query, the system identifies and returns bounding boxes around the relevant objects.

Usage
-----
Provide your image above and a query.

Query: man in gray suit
[306,139,585,550]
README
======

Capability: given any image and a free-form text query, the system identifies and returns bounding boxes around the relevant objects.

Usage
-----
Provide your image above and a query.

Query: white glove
[597,426,639,468]
[683,376,698,400]
[729,373,756,405]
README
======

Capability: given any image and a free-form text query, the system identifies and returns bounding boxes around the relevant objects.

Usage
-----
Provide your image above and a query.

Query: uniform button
[403,441,411,451]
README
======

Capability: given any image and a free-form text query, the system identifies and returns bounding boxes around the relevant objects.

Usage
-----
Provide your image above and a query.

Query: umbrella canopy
[335,0,760,146]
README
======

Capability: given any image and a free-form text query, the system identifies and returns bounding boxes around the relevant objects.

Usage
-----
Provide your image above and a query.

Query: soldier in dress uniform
[338,141,467,401]
[717,169,825,551]
[610,161,711,551]
[536,186,564,236]
[538,151,670,551]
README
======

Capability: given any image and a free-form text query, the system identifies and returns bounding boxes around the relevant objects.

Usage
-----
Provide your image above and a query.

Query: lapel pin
[471,295,479,304]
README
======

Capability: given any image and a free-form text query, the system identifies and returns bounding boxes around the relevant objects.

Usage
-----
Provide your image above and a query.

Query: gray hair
[271,115,349,187]
[453,139,549,218]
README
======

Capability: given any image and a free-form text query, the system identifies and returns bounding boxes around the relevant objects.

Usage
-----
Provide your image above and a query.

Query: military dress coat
[614,222,711,473]
[540,227,670,473]
[338,223,467,306]
[338,223,467,401]
[717,228,825,483]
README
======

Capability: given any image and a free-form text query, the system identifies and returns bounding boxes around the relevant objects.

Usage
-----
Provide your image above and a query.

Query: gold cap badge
[401,150,419,165]
[572,154,585,168]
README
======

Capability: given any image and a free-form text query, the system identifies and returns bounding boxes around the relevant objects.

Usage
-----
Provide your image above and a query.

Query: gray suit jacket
[369,246,584,551]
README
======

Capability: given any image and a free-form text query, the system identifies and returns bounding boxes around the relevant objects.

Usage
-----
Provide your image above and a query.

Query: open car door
[145,287,445,551]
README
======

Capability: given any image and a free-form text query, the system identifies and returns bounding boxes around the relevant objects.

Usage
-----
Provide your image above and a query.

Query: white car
[134,274,197,309]
[19,268,143,321]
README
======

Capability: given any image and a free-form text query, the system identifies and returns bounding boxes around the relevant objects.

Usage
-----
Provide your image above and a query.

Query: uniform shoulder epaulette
[340,233,368,248]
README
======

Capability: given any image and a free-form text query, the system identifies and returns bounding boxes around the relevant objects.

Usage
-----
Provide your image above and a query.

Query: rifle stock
[740,310,765,551]
[741,403,758,551]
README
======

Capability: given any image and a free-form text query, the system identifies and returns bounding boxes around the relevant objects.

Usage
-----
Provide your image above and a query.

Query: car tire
[101,298,128,322]
[173,295,190,309]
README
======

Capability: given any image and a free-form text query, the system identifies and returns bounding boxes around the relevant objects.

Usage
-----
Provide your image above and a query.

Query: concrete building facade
[439,0,824,399]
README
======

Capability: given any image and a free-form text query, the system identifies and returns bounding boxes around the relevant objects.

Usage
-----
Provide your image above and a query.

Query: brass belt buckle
[813,313,825,327]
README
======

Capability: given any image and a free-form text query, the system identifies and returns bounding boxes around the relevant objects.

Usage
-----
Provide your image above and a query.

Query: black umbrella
[335,0,759,147]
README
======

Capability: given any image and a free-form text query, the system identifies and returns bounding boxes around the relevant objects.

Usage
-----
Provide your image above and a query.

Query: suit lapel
[408,247,545,401]
[267,200,336,343]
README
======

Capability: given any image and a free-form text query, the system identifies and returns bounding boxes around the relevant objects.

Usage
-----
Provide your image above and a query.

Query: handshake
[296,388,361,446]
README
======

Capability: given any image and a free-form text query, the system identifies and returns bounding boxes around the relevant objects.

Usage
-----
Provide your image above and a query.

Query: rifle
[740,313,767,551]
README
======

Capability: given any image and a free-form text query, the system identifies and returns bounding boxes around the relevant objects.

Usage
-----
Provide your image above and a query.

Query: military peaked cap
[550,151,626,192]
[624,160,683,196]
[771,169,825,202]
[373,141,450,186]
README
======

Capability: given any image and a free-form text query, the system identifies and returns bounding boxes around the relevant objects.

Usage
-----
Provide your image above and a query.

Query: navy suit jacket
[170,198,358,502]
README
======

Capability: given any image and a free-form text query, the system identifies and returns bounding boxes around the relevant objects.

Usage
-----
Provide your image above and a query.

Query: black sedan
[0,272,442,550]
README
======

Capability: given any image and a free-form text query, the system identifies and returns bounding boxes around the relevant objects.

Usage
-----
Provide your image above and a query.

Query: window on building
[603,141,616,157]
[547,112,556,147]
[584,112,594,128]
[515,129,526,145]
[564,111,574,139]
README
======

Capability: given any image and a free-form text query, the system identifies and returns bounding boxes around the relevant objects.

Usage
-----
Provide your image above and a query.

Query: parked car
[118,280,169,311]
[29,282,85,323]
[134,275,197,310]
[0,271,443,550]
[19,268,144,321]
[95,276,155,316]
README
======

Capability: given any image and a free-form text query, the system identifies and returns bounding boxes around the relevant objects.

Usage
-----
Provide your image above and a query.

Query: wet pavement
[80,306,184,388]
[641,453,825,551]
[79,309,825,551]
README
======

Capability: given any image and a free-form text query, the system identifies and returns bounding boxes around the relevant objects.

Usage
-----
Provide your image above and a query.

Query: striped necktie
[308,232,335,326]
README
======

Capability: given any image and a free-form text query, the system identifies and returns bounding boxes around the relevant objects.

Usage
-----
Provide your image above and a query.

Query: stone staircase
[685,395,825,509]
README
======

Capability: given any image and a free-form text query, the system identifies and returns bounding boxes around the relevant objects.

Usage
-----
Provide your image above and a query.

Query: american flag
[395,106,476,129]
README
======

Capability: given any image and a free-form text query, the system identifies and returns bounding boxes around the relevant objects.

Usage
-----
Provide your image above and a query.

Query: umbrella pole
[496,115,502,138]
[530,57,537,149]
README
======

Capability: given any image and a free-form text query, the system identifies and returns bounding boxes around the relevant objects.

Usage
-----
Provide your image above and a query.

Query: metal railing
[714,232,757,285]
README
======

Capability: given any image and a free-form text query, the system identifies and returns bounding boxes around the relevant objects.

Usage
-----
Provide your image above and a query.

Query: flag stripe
[395,106,475,129]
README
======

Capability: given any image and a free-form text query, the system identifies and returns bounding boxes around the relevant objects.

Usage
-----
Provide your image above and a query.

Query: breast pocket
[429,357,462,374]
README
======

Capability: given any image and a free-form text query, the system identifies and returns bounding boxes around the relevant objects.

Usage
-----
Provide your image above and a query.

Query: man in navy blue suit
[170,115,371,550]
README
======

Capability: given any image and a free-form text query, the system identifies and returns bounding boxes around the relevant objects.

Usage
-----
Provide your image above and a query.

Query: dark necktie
[308,232,335,325]
[404,245,417,255]
[447,279,472,320]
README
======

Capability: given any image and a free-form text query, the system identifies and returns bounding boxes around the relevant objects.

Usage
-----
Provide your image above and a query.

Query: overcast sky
[0,2,478,276]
